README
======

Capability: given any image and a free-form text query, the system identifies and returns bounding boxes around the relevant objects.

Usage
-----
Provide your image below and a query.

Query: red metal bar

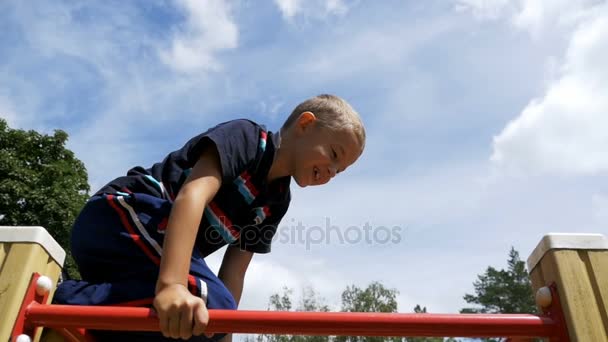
[50,327,95,342]
[11,273,48,341]
[26,303,559,338]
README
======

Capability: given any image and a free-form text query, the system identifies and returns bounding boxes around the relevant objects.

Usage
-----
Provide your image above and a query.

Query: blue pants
[54,194,237,341]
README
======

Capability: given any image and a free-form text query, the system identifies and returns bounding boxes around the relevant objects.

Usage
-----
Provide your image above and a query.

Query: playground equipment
[1,226,607,341]
[1,227,64,342]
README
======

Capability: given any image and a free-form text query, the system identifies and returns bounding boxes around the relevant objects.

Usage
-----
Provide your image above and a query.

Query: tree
[339,284,457,342]
[460,248,538,342]
[0,119,89,279]
[300,286,330,312]
[340,282,398,314]
[246,286,330,342]
[250,283,458,342]
[269,286,295,312]
[336,282,400,342]
[405,305,456,342]
[461,248,536,315]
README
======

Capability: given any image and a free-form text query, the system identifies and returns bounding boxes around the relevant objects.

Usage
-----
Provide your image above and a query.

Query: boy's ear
[296,111,316,132]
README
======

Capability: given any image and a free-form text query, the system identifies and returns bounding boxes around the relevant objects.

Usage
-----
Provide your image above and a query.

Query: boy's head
[279,94,365,187]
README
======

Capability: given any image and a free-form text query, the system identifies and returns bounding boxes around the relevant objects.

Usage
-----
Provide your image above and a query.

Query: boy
[55,94,366,341]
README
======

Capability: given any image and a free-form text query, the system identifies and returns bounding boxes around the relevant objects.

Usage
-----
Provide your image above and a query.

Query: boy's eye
[332,149,337,159]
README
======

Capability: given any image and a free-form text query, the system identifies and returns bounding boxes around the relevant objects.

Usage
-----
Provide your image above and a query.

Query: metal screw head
[535,286,552,308]
[16,334,32,342]
[36,275,53,296]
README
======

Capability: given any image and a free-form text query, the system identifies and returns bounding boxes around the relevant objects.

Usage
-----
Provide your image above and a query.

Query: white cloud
[327,0,349,16]
[273,0,349,20]
[2,2,242,189]
[205,246,347,311]
[592,193,608,223]
[0,94,18,128]
[243,257,346,309]
[257,98,285,121]
[292,15,456,84]
[458,0,608,175]
[274,0,300,18]
[492,4,608,175]
[454,0,512,20]
[160,0,238,73]
[255,156,607,315]
[513,0,602,37]
[5,1,606,327]
[456,0,603,37]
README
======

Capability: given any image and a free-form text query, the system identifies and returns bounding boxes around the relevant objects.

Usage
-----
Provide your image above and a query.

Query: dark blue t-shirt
[96,119,291,256]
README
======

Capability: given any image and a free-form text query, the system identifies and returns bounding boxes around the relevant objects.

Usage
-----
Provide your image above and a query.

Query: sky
[2,0,607,335]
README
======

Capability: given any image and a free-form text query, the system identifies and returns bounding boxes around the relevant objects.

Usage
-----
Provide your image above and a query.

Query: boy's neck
[267,130,289,183]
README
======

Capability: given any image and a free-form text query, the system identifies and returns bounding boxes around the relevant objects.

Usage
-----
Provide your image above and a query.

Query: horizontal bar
[26,303,559,338]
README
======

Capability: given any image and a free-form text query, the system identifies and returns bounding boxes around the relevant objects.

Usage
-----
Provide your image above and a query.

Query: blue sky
[2,0,607,332]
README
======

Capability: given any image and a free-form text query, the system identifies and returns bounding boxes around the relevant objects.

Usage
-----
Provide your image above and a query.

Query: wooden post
[0,226,65,342]
[528,233,608,341]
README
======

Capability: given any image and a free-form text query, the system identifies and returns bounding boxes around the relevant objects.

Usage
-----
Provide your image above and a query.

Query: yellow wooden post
[527,233,608,342]
[0,226,65,342]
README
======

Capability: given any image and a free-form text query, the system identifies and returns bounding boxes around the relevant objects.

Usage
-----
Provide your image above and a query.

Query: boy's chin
[295,178,309,188]
[294,175,310,188]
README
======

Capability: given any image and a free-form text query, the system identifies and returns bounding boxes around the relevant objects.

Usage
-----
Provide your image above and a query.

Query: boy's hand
[153,284,211,339]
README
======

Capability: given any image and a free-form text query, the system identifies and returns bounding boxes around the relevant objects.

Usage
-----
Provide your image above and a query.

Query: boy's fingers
[154,307,171,338]
[152,301,167,337]
[193,301,209,337]
[180,305,194,340]
[168,314,181,339]
[157,313,170,338]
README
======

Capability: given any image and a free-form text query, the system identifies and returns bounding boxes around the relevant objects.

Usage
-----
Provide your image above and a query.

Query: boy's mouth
[313,166,320,182]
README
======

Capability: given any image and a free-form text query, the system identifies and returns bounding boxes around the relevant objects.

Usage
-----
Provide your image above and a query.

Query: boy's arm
[218,245,254,342]
[154,144,222,340]
[218,245,254,305]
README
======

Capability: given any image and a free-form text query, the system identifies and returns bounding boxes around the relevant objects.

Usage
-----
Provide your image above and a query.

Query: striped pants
[54,193,236,341]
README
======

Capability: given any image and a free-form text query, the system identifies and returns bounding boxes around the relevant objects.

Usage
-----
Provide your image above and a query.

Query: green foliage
[461,248,536,315]
[407,306,460,342]
[269,286,295,311]
[460,248,539,342]
[248,282,463,342]
[300,286,330,312]
[246,250,539,342]
[340,281,398,314]
[336,282,400,342]
[0,119,89,279]
[246,286,330,342]
[249,283,458,342]
[413,305,427,313]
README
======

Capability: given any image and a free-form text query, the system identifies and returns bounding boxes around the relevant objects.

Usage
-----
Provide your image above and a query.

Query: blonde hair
[282,94,366,151]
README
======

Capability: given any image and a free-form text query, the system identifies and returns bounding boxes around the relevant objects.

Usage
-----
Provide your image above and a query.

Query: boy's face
[290,112,362,187]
